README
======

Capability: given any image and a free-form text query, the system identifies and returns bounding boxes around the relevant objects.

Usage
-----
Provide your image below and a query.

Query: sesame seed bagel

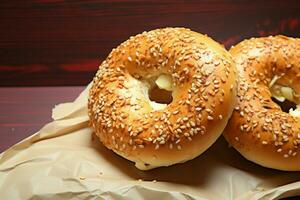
[224,35,300,171]
[88,27,237,170]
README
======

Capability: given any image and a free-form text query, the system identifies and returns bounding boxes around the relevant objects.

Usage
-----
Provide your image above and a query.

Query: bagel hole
[149,86,173,104]
[271,97,297,113]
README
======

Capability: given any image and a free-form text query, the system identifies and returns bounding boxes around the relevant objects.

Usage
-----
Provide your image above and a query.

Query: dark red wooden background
[1,0,300,86]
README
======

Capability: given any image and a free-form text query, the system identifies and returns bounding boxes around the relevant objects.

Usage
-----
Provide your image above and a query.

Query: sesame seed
[277,148,282,153]
[207,116,214,120]
[155,144,160,150]
[206,108,213,113]
[160,140,166,145]
[240,125,244,131]
[184,132,190,137]
[195,107,202,111]
[190,121,196,127]
[173,110,179,115]
[183,117,189,121]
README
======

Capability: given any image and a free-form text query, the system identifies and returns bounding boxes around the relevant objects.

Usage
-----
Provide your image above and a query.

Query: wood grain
[0,86,84,152]
[1,0,300,86]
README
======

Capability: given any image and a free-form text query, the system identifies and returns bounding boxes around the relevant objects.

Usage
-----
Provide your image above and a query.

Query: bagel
[88,28,237,170]
[224,35,300,171]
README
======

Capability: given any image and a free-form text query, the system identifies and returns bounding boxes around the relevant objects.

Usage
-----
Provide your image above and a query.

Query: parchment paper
[1,83,300,200]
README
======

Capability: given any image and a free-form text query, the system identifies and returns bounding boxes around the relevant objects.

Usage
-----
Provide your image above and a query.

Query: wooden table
[0,86,84,152]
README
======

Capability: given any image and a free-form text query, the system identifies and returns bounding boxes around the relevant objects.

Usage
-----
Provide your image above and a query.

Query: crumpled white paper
[0,83,300,200]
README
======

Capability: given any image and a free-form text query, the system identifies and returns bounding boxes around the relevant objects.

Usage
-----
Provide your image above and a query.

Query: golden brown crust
[224,35,300,171]
[88,27,237,170]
